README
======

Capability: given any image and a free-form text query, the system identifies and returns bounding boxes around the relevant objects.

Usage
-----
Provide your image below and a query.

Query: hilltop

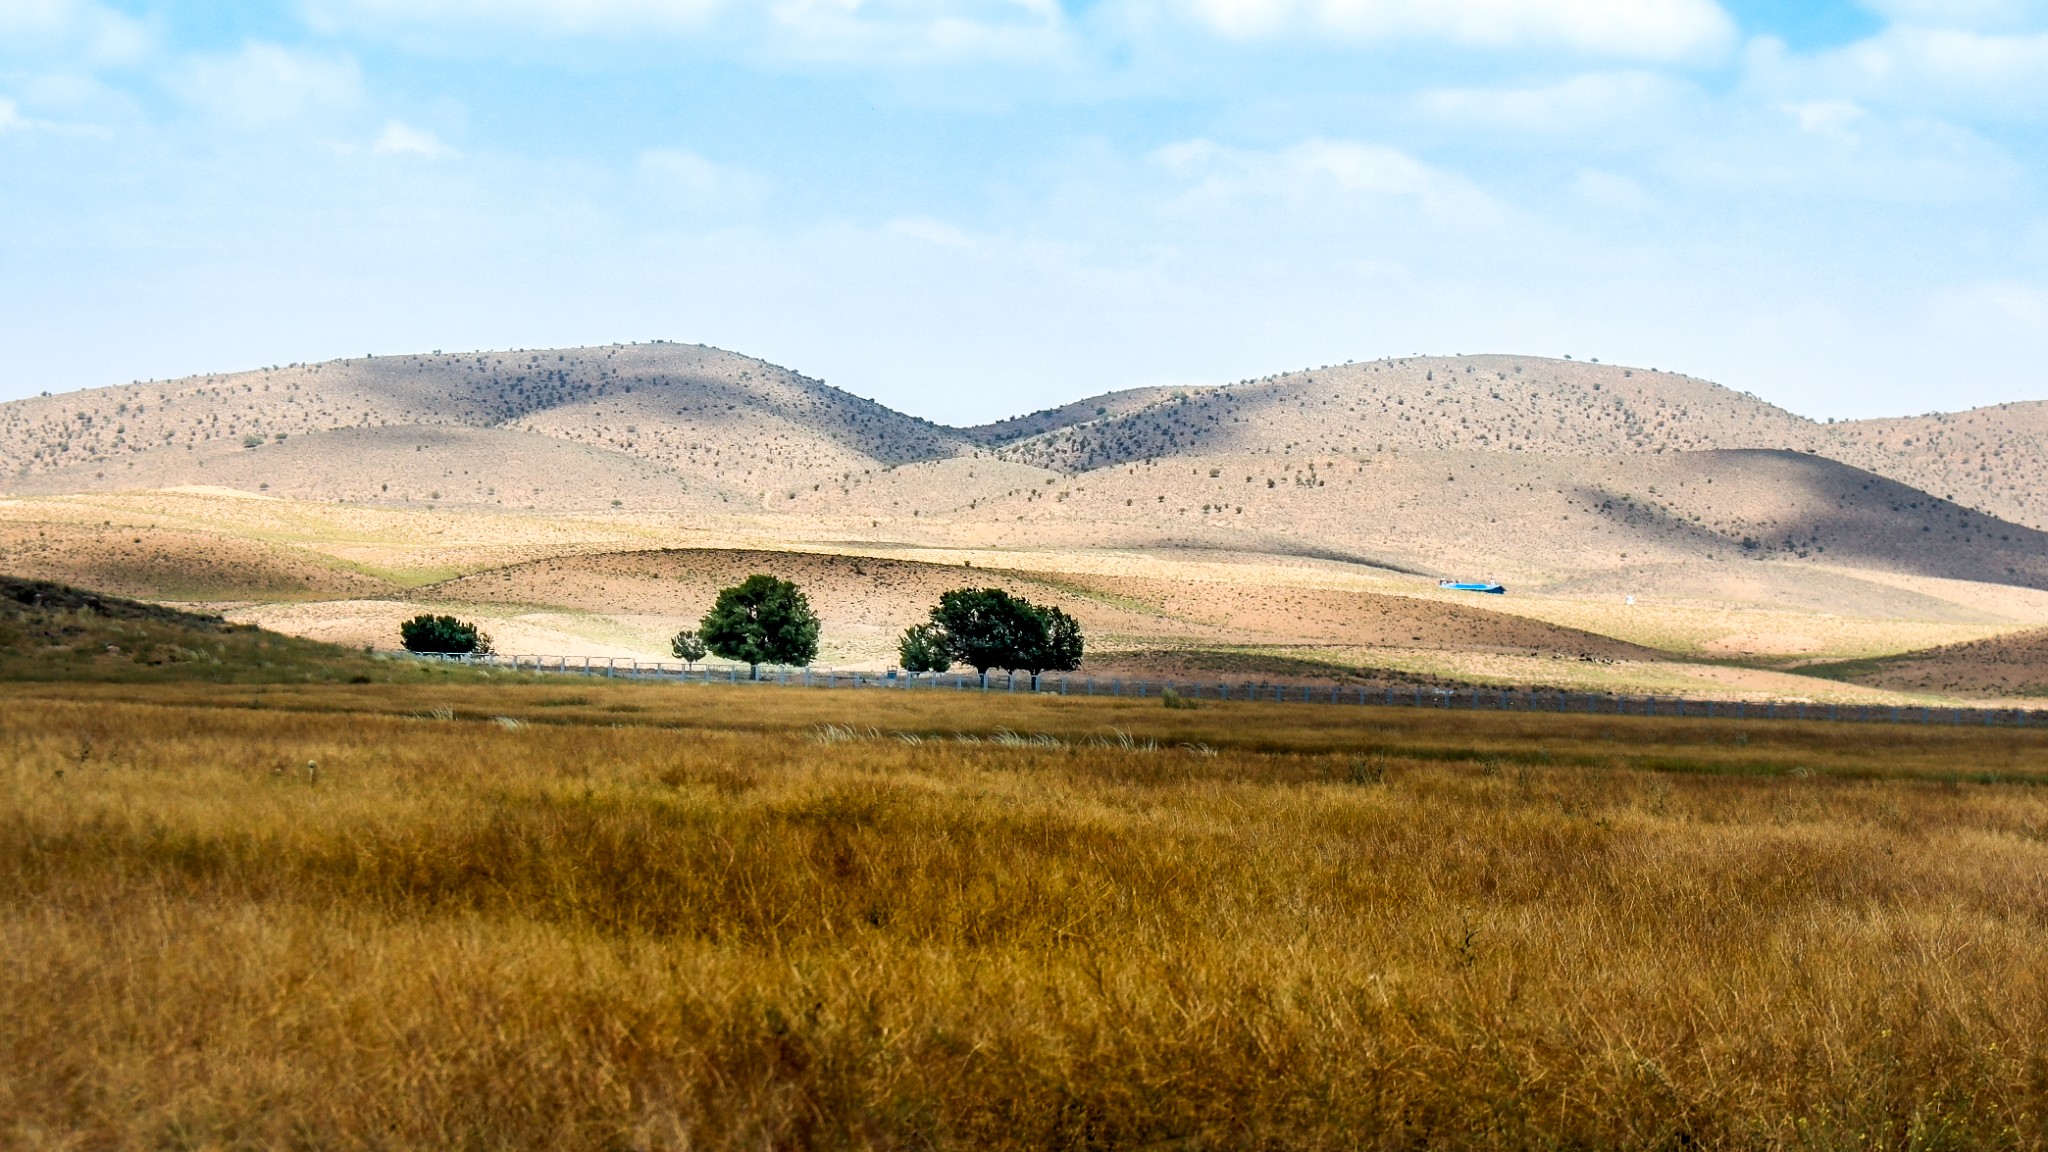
[983,356,1823,470]
[9,347,2041,535]
[0,342,965,510]
[6,344,2048,699]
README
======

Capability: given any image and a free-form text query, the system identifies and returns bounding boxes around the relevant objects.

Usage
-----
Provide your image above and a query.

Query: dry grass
[4,682,2047,1149]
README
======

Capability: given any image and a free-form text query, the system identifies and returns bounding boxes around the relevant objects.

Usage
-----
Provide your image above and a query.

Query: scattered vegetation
[0,576,430,684]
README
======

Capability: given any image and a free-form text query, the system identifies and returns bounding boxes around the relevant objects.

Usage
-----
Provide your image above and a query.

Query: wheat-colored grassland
[4,679,2046,1149]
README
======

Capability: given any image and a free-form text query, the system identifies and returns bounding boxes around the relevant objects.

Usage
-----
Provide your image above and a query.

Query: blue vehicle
[1439,580,1507,595]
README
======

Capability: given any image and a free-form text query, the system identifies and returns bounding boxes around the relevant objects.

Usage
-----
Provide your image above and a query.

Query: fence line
[396,650,2044,728]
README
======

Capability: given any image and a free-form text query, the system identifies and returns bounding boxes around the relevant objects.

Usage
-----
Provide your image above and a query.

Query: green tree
[925,588,1082,680]
[930,588,1043,676]
[897,622,952,674]
[1018,605,1084,676]
[399,614,491,655]
[669,629,707,667]
[699,574,820,678]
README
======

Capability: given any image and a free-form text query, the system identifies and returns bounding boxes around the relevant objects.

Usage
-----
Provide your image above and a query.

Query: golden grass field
[5,677,2046,1149]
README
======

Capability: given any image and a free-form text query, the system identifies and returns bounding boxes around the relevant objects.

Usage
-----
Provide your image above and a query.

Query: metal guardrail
[397,650,2044,728]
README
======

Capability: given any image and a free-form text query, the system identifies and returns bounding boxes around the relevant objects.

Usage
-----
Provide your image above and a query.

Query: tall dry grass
[2,683,2045,1149]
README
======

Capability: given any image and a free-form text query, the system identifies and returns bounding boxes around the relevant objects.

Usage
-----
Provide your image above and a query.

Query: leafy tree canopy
[669,629,707,665]
[897,622,952,674]
[400,614,491,655]
[924,588,1083,675]
[699,574,820,676]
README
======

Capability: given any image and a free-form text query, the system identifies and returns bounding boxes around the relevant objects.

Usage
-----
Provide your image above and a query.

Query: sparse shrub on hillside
[699,574,820,679]
[399,614,491,655]
[668,629,707,667]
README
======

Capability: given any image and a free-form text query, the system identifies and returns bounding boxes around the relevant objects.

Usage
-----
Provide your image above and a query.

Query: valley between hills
[5,342,2048,704]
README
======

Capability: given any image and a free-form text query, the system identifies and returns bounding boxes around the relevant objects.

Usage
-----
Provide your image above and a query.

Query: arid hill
[1824,401,2048,531]
[0,342,965,508]
[1807,626,2048,699]
[984,355,1823,470]
[4,344,2045,597]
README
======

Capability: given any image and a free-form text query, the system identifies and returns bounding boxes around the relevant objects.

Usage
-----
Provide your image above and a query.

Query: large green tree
[922,588,1084,679]
[699,574,820,678]
[929,588,1043,675]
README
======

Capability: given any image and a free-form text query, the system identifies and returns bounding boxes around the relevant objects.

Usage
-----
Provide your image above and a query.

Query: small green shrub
[399,614,491,655]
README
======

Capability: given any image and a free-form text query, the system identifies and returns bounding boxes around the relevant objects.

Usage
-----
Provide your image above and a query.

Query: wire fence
[399,650,2046,728]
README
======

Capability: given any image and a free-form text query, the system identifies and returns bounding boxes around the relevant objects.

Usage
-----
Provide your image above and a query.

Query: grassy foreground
[3,682,2046,1149]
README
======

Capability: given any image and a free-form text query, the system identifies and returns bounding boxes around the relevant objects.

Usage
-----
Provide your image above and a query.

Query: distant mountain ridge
[2,344,2043,542]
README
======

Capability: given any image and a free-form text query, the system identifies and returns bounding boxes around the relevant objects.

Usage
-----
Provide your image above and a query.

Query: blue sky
[3,0,2047,424]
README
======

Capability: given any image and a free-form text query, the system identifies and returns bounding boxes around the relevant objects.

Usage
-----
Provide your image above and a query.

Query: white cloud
[1933,279,2048,333]
[1666,100,2017,203]
[765,0,1069,64]
[887,215,977,246]
[638,147,767,205]
[0,96,19,132]
[1155,137,1498,222]
[307,0,726,34]
[372,119,451,157]
[0,0,150,65]
[1172,0,1734,60]
[1861,0,2048,33]
[1420,71,1686,132]
[1574,168,1653,210]
[313,0,1070,64]
[1754,25,2048,119]
[171,43,362,128]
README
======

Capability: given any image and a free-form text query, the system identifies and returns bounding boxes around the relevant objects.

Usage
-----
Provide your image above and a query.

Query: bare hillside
[6,344,2046,597]
[978,358,2048,534]
[986,356,1826,471]
[1827,401,2048,530]
[853,449,2048,589]
[1808,626,2048,700]
[0,343,967,506]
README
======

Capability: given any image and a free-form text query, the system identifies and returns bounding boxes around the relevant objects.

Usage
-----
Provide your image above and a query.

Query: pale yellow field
[7,483,2047,703]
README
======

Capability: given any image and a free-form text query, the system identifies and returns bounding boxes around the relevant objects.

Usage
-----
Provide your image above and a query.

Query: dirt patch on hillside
[1807,629,2048,700]
[0,521,397,601]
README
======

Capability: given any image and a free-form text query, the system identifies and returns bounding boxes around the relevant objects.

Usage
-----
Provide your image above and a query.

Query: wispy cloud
[1155,137,1499,223]
[1419,71,1689,134]
[638,146,768,206]
[1167,0,1735,60]
[306,0,727,35]
[0,0,151,66]
[372,119,451,157]
[169,42,362,128]
[1752,24,2048,119]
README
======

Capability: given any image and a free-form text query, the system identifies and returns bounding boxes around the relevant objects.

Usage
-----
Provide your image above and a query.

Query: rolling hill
[0,342,965,509]
[3,344,2045,599]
